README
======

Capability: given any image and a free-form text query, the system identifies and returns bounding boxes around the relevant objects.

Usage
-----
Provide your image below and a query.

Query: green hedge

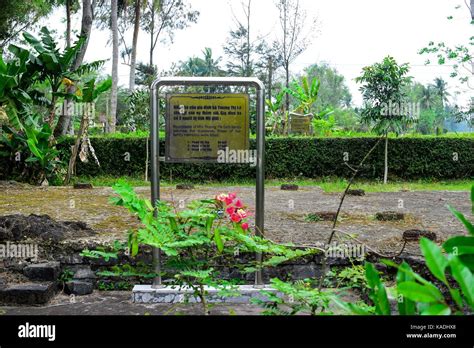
[49,137,474,181]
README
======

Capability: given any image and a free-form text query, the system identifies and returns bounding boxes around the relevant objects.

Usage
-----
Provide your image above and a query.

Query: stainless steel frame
[150,76,265,287]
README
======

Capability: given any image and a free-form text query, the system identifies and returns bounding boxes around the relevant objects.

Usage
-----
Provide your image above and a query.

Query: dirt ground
[0,184,471,255]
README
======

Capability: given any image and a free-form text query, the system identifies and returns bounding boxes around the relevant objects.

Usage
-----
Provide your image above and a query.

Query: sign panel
[289,114,312,135]
[165,93,249,162]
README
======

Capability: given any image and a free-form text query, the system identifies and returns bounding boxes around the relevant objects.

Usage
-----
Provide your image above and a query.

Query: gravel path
[0,185,471,253]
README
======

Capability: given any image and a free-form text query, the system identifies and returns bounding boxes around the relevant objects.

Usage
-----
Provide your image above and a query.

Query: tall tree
[356,56,412,184]
[141,0,199,67]
[254,41,279,101]
[420,85,437,109]
[129,0,142,90]
[177,48,223,77]
[110,0,119,133]
[54,0,96,137]
[224,0,254,77]
[432,77,450,107]
[302,63,352,111]
[0,1,55,49]
[274,0,318,111]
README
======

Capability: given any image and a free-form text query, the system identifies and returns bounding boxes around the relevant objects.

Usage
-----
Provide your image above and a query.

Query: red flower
[234,199,243,208]
[228,192,237,200]
[224,197,233,205]
[231,213,241,223]
[226,206,235,215]
[241,222,249,230]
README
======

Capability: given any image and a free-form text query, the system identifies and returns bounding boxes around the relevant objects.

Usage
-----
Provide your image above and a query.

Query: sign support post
[150,77,265,287]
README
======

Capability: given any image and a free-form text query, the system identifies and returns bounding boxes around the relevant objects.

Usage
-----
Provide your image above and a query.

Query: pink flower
[228,192,237,200]
[224,197,233,205]
[234,199,243,208]
[226,206,235,215]
[241,222,249,230]
[231,213,241,223]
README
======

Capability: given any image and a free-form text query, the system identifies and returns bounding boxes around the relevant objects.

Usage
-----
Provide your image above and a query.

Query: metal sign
[289,107,313,135]
[165,93,249,162]
[289,114,312,135]
[150,77,265,287]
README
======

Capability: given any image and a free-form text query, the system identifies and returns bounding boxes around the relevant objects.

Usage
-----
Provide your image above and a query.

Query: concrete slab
[132,284,280,304]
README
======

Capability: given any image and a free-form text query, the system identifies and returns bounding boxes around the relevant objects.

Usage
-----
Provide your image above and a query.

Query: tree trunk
[383,133,388,184]
[245,0,251,77]
[64,108,90,185]
[471,0,474,20]
[66,0,71,47]
[54,0,93,138]
[129,0,141,91]
[285,62,290,111]
[267,56,273,101]
[149,1,155,67]
[110,0,119,133]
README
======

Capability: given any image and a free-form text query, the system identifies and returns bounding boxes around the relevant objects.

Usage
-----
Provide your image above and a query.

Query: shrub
[2,136,473,182]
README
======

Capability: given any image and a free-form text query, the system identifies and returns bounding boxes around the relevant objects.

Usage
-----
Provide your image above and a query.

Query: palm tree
[178,48,223,77]
[420,85,437,109]
[432,77,450,107]
[201,48,222,76]
[180,57,203,76]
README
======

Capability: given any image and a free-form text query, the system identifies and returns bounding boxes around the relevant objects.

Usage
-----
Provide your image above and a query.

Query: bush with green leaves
[253,185,474,316]
[0,116,64,184]
[0,26,105,184]
[335,185,474,315]
[85,181,316,314]
[47,136,474,182]
[252,278,334,315]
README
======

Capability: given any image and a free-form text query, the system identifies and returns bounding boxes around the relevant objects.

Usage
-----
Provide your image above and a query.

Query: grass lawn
[72,175,473,192]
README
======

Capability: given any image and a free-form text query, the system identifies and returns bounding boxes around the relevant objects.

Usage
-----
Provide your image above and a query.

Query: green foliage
[302,62,352,111]
[265,90,286,135]
[0,44,32,129]
[0,26,105,184]
[286,76,321,115]
[87,181,316,313]
[336,264,367,289]
[252,278,333,315]
[44,136,474,182]
[312,114,336,136]
[80,248,119,262]
[337,186,474,315]
[21,27,104,108]
[304,213,322,222]
[123,89,150,131]
[0,1,54,47]
[443,186,474,271]
[356,56,413,135]
[58,268,74,286]
[0,117,64,184]
[176,48,224,77]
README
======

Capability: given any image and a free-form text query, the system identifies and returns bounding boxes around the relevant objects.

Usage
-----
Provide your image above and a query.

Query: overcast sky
[45,0,473,106]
